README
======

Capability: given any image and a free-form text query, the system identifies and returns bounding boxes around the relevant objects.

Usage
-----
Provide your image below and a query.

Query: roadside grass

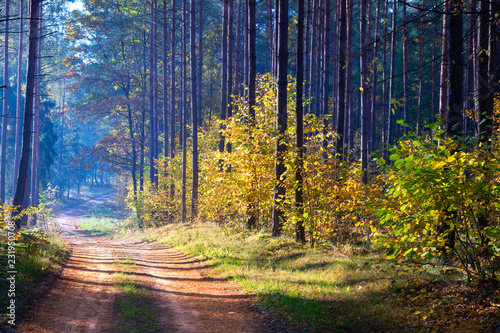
[79,217,127,237]
[0,229,68,331]
[140,223,500,332]
[113,251,161,332]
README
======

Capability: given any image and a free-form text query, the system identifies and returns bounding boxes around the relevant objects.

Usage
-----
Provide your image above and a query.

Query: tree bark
[296,0,305,244]
[190,0,199,220]
[402,1,409,135]
[169,0,176,199]
[271,0,288,237]
[1,0,10,203]
[181,0,187,221]
[13,0,41,228]
[336,0,346,158]
[13,0,23,198]
[219,0,228,159]
[416,0,426,136]
[388,0,397,146]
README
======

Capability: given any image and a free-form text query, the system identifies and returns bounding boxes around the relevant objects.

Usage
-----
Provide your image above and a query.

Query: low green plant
[374,122,500,281]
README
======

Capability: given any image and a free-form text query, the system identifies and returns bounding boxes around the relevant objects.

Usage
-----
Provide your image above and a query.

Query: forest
[1,0,500,331]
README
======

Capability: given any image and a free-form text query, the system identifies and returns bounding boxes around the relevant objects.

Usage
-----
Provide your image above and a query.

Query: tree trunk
[381,0,388,154]
[149,0,158,185]
[402,1,409,135]
[370,0,381,152]
[163,0,168,161]
[387,0,397,145]
[346,0,354,155]
[219,0,228,159]
[198,0,203,124]
[478,0,492,142]
[13,0,23,198]
[190,0,199,220]
[336,0,346,158]
[1,0,10,203]
[321,0,330,154]
[296,0,305,244]
[31,1,42,209]
[416,0,426,136]
[271,0,288,237]
[181,0,187,222]
[13,0,41,228]
[169,0,176,199]
[439,1,449,126]
[246,0,257,230]
[360,0,368,184]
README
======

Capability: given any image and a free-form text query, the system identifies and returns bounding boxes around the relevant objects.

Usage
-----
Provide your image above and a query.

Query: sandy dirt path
[17,193,286,333]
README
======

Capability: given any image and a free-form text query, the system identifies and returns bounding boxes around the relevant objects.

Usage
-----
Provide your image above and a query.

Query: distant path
[17,191,283,332]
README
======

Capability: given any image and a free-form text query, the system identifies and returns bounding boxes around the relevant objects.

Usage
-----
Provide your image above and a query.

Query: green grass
[113,252,161,333]
[79,217,127,237]
[139,223,452,332]
[0,229,69,331]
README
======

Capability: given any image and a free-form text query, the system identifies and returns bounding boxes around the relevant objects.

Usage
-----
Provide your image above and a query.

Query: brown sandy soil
[17,194,287,333]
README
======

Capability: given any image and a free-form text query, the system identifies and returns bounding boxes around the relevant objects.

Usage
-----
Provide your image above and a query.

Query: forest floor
[13,187,500,332]
[16,189,287,333]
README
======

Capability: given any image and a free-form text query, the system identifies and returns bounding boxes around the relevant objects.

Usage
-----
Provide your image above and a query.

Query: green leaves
[373,127,500,280]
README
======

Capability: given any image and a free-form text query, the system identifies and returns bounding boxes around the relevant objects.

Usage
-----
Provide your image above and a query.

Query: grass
[0,228,69,331]
[113,251,161,332]
[138,223,500,332]
[79,217,128,237]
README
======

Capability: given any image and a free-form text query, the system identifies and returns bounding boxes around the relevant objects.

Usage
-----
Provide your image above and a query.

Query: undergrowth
[140,223,499,332]
[0,228,68,330]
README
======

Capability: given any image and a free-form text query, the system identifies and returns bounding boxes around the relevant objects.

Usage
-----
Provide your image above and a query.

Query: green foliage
[374,128,500,280]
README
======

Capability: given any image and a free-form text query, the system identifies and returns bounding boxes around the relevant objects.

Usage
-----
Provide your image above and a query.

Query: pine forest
[1,0,500,331]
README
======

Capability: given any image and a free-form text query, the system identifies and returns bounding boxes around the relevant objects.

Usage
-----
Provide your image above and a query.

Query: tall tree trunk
[234,0,242,96]
[13,0,41,228]
[149,0,158,185]
[416,0,426,136]
[181,0,187,221]
[387,0,397,145]
[163,0,168,161]
[464,0,477,137]
[31,1,42,209]
[296,0,305,243]
[271,0,288,237]
[13,0,23,197]
[219,0,228,159]
[336,0,346,158]
[478,0,492,141]
[1,0,10,203]
[169,0,176,199]
[246,0,257,230]
[381,0,388,154]
[370,0,381,152]
[439,1,449,126]
[402,1,409,135]
[266,0,272,73]
[227,0,234,122]
[304,0,311,113]
[447,0,464,135]
[244,0,249,87]
[443,0,463,251]
[346,0,354,155]
[190,0,199,220]
[360,0,368,184]
[198,0,203,123]
[321,0,330,154]
[309,0,317,115]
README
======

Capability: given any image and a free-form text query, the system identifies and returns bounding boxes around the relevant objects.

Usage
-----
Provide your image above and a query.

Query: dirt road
[18,194,286,332]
